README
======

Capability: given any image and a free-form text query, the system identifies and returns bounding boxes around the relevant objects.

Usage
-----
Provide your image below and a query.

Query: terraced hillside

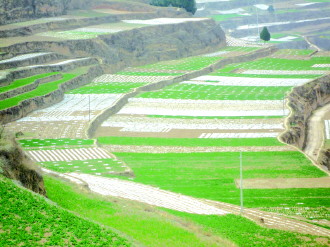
[1,1,330,246]
[196,0,330,50]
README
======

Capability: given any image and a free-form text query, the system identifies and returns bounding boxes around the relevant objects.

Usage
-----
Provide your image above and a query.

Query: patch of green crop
[39,159,126,174]
[0,74,77,110]
[19,138,94,148]
[217,57,330,71]
[137,84,292,100]
[0,72,58,94]
[147,115,284,120]
[0,175,130,246]
[209,14,241,21]
[68,81,147,94]
[140,56,221,71]
[274,49,315,56]
[114,152,328,208]
[98,136,284,147]
[44,175,233,247]
[165,211,330,247]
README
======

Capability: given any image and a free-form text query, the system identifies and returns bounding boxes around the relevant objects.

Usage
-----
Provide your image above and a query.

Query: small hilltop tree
[260,27,271,42]
[150,0,197,14]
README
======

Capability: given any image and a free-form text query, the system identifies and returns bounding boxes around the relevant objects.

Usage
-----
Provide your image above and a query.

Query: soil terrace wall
[87,45,277,137]
[0,65,103,124]
[0,135,46,195]
[280,73,330,169]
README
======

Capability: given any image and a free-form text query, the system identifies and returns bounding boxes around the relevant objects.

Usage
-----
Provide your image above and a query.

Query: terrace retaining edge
[0,65,103,124]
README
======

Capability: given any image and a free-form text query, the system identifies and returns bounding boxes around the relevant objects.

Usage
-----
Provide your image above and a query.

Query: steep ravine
[280,73,330,170]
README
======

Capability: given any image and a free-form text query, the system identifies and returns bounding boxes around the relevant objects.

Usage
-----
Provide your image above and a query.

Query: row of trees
[150,0,197,14]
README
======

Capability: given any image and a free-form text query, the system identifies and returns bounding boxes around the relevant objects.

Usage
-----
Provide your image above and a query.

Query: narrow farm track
[205,200,330,237]
[304,103,330,164]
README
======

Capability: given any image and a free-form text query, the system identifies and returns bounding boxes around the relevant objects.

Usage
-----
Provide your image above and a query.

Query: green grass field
[19,138,94,148]
[137,84,292,100]
[68,81,147,94]
[44,175,330,247]
[0,74,77,110]
[98,136,284,147]
[0,72,58,94]
[140,56,221,71]
[0,175,129,246]
[113,152,328,208]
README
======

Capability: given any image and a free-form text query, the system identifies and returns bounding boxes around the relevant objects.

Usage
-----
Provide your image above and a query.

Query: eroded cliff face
[3,19,226,70]
[280,74,330,169]
[0,0,97,25]
[0,133,46,195]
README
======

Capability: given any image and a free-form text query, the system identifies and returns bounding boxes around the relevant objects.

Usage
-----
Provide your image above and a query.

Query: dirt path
[302,35,322,52]
[304,103,330,164]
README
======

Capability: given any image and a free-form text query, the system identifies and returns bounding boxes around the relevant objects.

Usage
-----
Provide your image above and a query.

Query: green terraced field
[39,159,126,174]
[114,152,328,207]
[219,57,330,71]
[45,176,330,247]
[68,82,147,94]
[0,72,58,94]
[19,138,94,148]
[0,74,77,110]
[98,136,284,147]
[140,56,221,71]
[0,175,129,246]
[137,84,292,100]
[273,49,315,56]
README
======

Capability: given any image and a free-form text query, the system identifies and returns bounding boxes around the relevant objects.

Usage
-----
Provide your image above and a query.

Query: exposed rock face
[280,74,330,168]
[0,0,70,25]
[0,134,46,195]
[318,149,330,170]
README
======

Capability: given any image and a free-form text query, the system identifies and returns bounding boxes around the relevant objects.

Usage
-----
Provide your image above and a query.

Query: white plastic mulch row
[202,51,229,57]
[199,132,279,138]
[237,17,330,30]
[0,52,52,64]
[242,70,325,75]
[26,148,111,162]
[312,64,330,68]
[226,36,261,47]
[296,3,317,6]
[129,98,284,106]
[26,57,91,68]
[122,18,207,25]
[67,173,228,215]
[325,120,330,139]
[118,106,289,117]
[102,120,283,131]
[17,94,122,122]
[75,27,120,33]
[270,36,299,42]
[191,75,310,86]
[94,74,175,83]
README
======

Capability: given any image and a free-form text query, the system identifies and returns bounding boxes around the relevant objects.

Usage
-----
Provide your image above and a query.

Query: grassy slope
[44,175,330,247]
[0,175,129,246]
[113,152,329,208]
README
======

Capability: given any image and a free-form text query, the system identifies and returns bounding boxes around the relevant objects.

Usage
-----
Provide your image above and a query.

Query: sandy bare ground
[102,145,296,153]
[235,177,330,189]
[42,168,330,236]
[304,103,330,162]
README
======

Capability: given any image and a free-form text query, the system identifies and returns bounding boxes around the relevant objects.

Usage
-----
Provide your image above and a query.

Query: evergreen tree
[150,0,197,14]
[260,27,271,42]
